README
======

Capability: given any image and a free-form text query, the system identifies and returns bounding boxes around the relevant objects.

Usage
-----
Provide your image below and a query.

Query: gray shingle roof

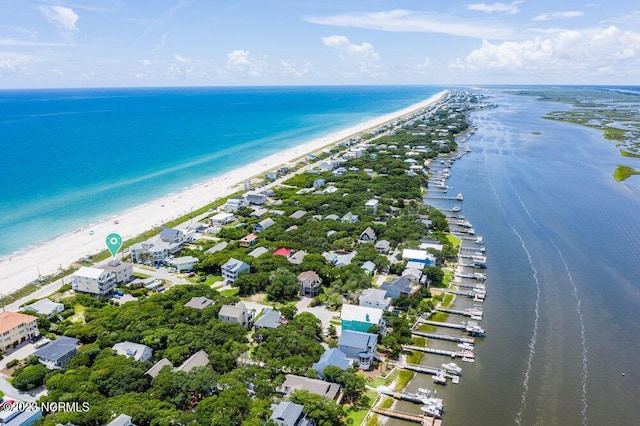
[33,336,79,361]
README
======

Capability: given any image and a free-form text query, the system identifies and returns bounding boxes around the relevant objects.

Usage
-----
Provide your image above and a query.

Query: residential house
[0,406,43,425]
[144,358,174,379]
[221,258,250,283]
[130,229,186,266]
[239,233,258,248]
[288,250,307,265]
[312,348,352,379]
[223,196,248,213]
[341,212,359,224]
[359,227,377,243]
[251,208,269,217]
[361,261,376,275]
[365,199,379,213]
[71,266,115,296]
[402,266,423,283]
[381,276,420,299]
[324,214,340,221]
[205,241,228,254]
[167,256,199,272]
[112,341,153,362]
[273,248,292,258]
[101,260,134,284]
[248,247,269,258]
[218,302,254,328]
[269,401,312,426]
[318,160,338,171]
[289,210,307,219]
[245,193,268,205]
[183,296,214,310]
[298,270,322,297]
[253,217,275,233]
[174,350,209,373]
[322,251,357,268]
[33,336,79,369]
[338,330,378,370]
[210,212,235,227]
[420,240,444,252]
[254,308,283,330]
[375,240,391,254]
[160,228,187,244]
[0,312,39,351]
[312,178,325,189]
[359,288,391,310]
[278,374,340,400]
[21,298,64,318]
[106,414,135,426]
[402,249,435,265]
[340,304,385,333]
[332,167,347,176]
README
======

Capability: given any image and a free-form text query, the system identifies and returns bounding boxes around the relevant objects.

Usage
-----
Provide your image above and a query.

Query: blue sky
[1,0,639,88]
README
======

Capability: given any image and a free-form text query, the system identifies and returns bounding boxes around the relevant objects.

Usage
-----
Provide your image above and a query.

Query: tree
[266,268,299,302]
[290,390,346,426]
[12,363,49,391]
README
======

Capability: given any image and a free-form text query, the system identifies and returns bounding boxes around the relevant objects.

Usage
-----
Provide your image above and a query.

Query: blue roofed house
[338,330,378,370]
[401,249,435,265]
[254,308,283,330]
[381,276,420,299]
[361,260,376,275]
[340,304,385,334]
[269,401,312,426]
[33,336,79,369]
[221,258,250,283]
[312,348,353,379]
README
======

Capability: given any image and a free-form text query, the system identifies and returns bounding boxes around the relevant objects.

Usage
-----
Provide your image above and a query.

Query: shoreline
[0,90,448,295]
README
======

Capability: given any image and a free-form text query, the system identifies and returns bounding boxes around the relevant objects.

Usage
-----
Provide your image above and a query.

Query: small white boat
[456,193,464,201]
[432,370,447,385]
[458,342,474,351]
[442,362,462,374]
[462,356,475,363]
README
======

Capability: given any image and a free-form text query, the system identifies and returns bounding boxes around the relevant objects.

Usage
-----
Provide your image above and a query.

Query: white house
[112,341,153,362]
[365,199,379,213]
[167,256,199,272]
[210,212,235,227]
[21,298,64,317]
[72,266,116,296]
[359,289,391,310]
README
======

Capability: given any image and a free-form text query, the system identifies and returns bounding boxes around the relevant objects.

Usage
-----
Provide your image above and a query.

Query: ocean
[389,87,640,426]
[0,85,441,256]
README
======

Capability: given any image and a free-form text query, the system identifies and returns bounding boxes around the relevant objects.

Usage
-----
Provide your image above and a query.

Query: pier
[402,344,474,360]
[371,407,441,425]
[424,195,462,201]
[378,388,434,405]
[416,319,485,336]
[436,307,483,318]
[440,288,477,299]
[411,329,475,344]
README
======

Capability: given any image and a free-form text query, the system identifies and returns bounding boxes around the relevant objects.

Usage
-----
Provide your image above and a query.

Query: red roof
[273,248,292,257]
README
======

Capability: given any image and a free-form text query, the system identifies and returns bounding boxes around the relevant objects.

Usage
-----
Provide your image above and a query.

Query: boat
[452,206,461,212]
[462,356,475,363]
[417,388,431,396]
[442,362,462,374]
[432,370,447,385]
[474,235,483,244]
[457,342,474,351]
[421,405,441,418]
[456,193,464,201]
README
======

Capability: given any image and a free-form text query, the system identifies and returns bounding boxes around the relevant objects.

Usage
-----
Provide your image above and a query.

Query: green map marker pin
[106,233,123,258]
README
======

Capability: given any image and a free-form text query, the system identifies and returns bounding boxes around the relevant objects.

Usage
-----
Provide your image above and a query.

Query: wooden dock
[417,319,466,330]
[371,407,441,425]
[436,307,483,318]
[440,288,476,298]
[411,329,475,344]
[402,344,473,360]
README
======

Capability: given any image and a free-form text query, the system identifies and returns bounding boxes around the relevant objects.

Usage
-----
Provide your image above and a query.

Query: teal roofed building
[340,304,385,333]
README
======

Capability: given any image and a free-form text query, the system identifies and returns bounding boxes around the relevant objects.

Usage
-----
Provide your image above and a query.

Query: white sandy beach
[0,90,447,294]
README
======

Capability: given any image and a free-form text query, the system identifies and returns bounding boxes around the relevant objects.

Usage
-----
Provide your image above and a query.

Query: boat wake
[510,186,589,426]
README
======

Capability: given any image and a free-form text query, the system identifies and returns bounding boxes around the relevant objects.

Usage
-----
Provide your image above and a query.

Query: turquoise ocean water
[0,86,441,256]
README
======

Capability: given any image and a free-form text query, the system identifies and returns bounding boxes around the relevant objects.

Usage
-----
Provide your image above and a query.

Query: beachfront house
[166,255,199,272]
[33,336,79,369]
[297,270,322,297]
[0,312,39,351]
[71,266,116,296]
[221,258,250,283]
[160,228,187,244]
[21,298,64,318]
[223,196,249,213]
[210,212,235,227]
[338,330,378,370]
[359,288,391,310]
[218,302,254,329]
[101,259,134,284]
[245,193,268,205]
[112,341,153,362]
[340,304,385,333]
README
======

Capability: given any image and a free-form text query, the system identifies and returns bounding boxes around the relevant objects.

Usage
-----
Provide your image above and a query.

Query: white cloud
[305,9,513,40]
[534,11,585,21]
[450,26,640,79]
[321,35,382,73]
[0,38,76,47]
[0,52,35,72]
[280,61,314,78]
[38,6,79,33]
[226,49,267,77]
[414,58,433,73]
[466,1,523,15]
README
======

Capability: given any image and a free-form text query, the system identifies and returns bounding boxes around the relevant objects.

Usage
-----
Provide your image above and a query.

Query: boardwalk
[371,407,441,425]
[402,344,474,359]
[411,329,475,344]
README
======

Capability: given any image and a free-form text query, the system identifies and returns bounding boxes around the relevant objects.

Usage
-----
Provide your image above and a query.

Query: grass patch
[621,150,640,158]
[330,320,341,326]
[442,269,453,286]
[613,165,640,182]
[394,370,415,391]
[406,350,424,365]
[411,336,427,347]
[418,323,436,333]
[379,396,393,409]
[364,414,382,426]
[219,288,239,297]
[446,233,461,249]
[346,390,378,425]
[69,304,87,324]
[429,311,449,322]
[368,376,387,389]
[133,272,151,279]
[442,293,454,308]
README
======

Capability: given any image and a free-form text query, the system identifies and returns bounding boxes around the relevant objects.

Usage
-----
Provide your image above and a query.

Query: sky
[1,0,639,88]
